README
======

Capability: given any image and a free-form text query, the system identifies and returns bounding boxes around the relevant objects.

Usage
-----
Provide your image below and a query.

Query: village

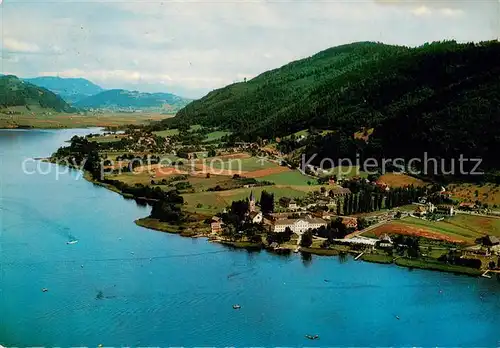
[56,125,500,277]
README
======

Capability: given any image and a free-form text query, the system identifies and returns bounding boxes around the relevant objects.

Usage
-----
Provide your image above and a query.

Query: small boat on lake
[305,334,319,340]
[232,304,241,309]
[41,288,48,292]
[66,240,78,245]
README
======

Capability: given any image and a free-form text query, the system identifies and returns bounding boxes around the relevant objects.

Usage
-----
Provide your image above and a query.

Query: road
[345,220,389,239]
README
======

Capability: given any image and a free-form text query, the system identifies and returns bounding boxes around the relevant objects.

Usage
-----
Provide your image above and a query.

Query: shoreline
[45,157,486,278]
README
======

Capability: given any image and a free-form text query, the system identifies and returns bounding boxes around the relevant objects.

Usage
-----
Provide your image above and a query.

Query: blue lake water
[1,129,500,347]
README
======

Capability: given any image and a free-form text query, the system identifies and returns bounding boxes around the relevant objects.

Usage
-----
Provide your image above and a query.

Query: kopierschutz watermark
[22,153,484,180]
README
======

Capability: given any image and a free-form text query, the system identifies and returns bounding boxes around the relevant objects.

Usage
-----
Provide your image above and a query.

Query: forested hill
[0,75,73,112]
[174,40,500,136]
[175,41,408,134]
[172,40,500,172]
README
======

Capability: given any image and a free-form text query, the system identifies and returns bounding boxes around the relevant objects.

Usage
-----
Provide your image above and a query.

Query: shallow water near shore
[1,129,500,346]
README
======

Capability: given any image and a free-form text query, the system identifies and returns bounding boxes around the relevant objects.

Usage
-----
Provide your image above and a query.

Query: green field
[259,170,317,186]
[185,175,235,192]
[89,135,124,143]
[204,131,231,142]
[182,186,312,215]
[153,125,203,138]
[322,165,368,179]
[0,110,170,129]
[395,257,482,276]
[391,215,500,244]
[153,129,180,137]
[210,157,277,172]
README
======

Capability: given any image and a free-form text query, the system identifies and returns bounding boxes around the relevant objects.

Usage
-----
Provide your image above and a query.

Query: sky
[0,0,499,98]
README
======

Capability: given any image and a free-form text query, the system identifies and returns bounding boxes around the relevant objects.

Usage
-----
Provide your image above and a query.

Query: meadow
[378,173,428,187]
[365,215,500,244]
[0,108,170,129]
[182,185,314,215]
[259,170,316,186]
[448,182,500,207]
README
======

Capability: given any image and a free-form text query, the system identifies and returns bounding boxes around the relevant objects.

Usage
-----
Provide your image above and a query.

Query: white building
[248,211,263,224]
[272,218,327,234]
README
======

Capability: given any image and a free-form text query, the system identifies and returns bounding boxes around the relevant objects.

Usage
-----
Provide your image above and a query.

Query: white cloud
[3,38,40,53]
[440,8,465,17]
[412,6,432,16]
[1,0,497,98]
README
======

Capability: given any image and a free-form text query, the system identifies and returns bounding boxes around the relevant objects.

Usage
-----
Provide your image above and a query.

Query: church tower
[249,191,256,212]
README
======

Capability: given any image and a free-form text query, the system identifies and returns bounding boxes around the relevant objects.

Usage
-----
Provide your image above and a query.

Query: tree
[357,217,369,230]
[300,231,313,247]
[260,191,275,215]
[231,200,249,222]
[208,148,217,157]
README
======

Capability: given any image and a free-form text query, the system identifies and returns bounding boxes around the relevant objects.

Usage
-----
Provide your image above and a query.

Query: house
[414,203,436,217]
[329,187,352,198]
[341,217,358,229]
[436,204,455,216]
[272,218,327,234]
[376,181,390,192]
[459,202,478,211]
[476,235,500,247]
[210,216,224,234]
[248,211,263,224]
[279,197,298,210]
[377,233,393,248]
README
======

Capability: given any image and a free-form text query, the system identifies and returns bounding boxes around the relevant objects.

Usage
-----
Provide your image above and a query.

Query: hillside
[24,76,104,104]
[172,40,500,173]
[0,75,73,113]
[174,42,409,133]
[75,89,192,112]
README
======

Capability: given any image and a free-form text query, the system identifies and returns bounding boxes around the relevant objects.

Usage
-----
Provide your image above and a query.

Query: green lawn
[259,170,317,186]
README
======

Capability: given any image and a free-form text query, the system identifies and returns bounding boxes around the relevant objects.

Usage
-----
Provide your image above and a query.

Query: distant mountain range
[0,75,73,112]
[23,76,104,104]
[25,76,191,112]
[74,89,192,112]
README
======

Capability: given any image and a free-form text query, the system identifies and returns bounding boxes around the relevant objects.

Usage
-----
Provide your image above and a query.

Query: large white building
[272,218,327,234]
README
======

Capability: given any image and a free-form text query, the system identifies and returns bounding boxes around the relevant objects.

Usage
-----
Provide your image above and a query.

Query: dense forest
[170,40,500,172]
[0,75,73,112]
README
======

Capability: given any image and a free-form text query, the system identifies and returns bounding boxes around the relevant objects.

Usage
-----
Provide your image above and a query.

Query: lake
[1,129,499,346]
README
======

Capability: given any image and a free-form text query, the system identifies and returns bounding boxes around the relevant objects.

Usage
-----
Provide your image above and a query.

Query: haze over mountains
[21,76,192,112]
[24,77,104,104]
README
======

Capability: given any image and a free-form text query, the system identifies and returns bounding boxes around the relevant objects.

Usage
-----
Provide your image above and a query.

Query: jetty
[354,252,365,260]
